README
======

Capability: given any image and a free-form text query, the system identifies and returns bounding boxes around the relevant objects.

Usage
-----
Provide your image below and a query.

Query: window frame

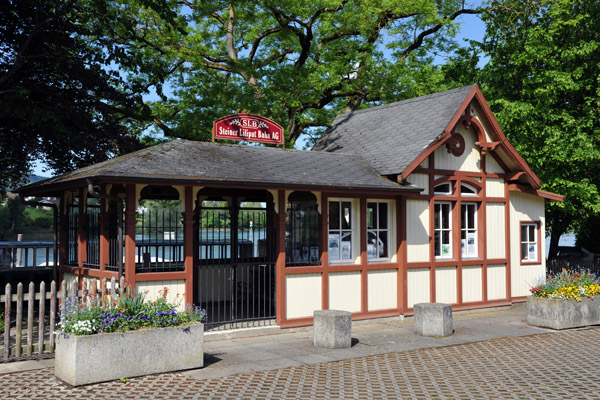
[327,198,359,264]
[520,221,541,264]
[366,200,392,262]
[434,201,453,259]
[285,192,321,267]
[460,202,478,258]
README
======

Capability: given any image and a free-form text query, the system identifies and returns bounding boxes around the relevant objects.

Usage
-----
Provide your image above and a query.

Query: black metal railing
[67,206,78,264]
[84,206,100,269]
[0,242,55,269]
[546,258,600,276]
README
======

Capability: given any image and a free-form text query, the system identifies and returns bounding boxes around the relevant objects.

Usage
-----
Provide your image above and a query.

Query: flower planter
[527,296,600,330]
[55,323,204,386]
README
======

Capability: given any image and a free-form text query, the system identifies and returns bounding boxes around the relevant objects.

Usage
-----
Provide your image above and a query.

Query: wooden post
[49,281,56,352]
[27,282,34,356]
[124,184,137,288]
[183,186,195,307]
[15,283,23,358]
[38,281,46,355]
[3,283,11,361]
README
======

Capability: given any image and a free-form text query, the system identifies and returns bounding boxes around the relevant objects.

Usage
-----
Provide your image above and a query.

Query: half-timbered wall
[509,191,545,297]
[402,110,514,314]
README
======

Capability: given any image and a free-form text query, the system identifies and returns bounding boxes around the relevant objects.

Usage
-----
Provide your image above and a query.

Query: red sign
[213,114,284,145]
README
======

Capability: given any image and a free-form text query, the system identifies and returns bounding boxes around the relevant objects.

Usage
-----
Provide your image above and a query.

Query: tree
[82,0,491,146]
[0,0,151,191]
[443,0,600,258]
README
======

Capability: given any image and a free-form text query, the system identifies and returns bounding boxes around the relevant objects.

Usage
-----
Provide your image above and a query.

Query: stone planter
[527,296,600,330]
[55,323,204,386]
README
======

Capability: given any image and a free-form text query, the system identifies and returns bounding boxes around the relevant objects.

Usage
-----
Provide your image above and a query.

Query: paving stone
[1,327,600,399]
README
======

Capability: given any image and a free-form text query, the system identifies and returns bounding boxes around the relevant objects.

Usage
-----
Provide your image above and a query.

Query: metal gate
[195,194,276,330]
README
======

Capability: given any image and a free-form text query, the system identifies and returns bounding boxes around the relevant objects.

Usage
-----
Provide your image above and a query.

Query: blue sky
[32,8,487,178]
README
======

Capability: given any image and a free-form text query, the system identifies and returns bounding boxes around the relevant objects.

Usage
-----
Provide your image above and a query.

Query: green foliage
[0,312,4,334]
[77,0,489,146]
[444,0,600,256]
[59,286,207,336]
[0,0,151,192]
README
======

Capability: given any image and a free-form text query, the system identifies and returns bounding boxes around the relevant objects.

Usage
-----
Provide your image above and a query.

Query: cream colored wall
[136,280,186,310]
[462,265,482,303]
[406,200,430,262]
[407,173,429,195]
[434,126,480,172]
[286,273,322,319]
[486,178,505,198]
[62,272,78,295]
[509,191,546,297]
[435,267,457,304]
[487,264,507,300]
[486,156,505,174]
[329,271,361,312]
[407,268,430,308]
[367,269,397,311]
[486,203,506,260]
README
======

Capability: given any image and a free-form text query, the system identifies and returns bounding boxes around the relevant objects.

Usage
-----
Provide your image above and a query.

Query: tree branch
[249,27,282,64]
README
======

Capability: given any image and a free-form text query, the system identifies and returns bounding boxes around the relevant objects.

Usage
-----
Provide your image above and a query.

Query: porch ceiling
[20,140,421,196]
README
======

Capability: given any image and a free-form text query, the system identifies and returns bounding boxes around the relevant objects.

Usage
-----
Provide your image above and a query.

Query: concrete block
[527,296,600,330]
[313,310,352,349]
[55,323,204,386]
[414,303,453,337]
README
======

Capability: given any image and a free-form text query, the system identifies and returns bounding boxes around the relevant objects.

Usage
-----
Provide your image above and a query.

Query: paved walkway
[2,304,599,399]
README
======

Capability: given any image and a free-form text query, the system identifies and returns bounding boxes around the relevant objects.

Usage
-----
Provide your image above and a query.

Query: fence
[1,277,125,362]
[546,258,600,276]
[0,241,55,269]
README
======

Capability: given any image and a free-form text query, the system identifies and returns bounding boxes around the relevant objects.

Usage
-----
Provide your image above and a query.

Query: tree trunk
[547,227,564,260]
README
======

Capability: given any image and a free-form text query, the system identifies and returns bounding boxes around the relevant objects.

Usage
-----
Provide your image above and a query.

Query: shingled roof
[312,85,475,175]
[21,140,418,196]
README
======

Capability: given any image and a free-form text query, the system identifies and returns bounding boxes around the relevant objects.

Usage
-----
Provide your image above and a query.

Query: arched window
[286,192,320,266]
[434,183,452,195]
[460,183,478,196]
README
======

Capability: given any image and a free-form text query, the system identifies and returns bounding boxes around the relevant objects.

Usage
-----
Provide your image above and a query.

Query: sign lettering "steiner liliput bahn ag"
[213,114,284,145]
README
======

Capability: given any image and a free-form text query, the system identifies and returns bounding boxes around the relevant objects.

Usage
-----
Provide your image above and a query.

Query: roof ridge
[331,85,474,120]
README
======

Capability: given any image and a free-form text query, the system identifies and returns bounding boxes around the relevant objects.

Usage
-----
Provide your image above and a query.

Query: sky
[32,7,487,178]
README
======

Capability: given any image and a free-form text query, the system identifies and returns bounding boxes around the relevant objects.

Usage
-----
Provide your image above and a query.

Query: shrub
[530,269,600,301]
[59,286,206,336]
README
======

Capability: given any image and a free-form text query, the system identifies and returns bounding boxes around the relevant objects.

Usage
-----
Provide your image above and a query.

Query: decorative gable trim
[400,85,542,190]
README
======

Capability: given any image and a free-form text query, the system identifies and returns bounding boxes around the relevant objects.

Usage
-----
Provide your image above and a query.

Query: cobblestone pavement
[2,327,599,400]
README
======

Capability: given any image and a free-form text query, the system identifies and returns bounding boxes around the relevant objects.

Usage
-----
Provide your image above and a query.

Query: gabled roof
[313,85,475,176]
[20,140,418,196]
[312,85,544,190]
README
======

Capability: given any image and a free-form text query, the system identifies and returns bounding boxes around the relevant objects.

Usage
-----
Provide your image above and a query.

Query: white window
[460,183,478,196]
[461,203,477,258]
[367,201,390,260]
[434,183,452,195]
[434,202,452,259]
[521,222,539,262]
[328,200,357,263]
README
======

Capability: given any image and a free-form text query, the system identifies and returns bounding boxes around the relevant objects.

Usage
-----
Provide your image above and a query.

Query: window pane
[435,231,440,256]
[434,183,450,194]
[461,184,475,194]
[441,204,449,229]
[461,204,466,229]
[468,205,474,228]
[521,225,527,242]
[367,231,377,259]
[529,225,535,242]
[442,230,450,245]
[342,202,352,229]
[367,202,376,229]
[434,204,441,229]
[329,201,339,230]
[378,203,388,229]
[378,231,388,258]
[521,243,528,260]
[341,231,352,259]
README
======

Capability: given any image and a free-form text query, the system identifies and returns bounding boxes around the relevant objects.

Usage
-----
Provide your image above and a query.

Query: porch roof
[20,139,420,196]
